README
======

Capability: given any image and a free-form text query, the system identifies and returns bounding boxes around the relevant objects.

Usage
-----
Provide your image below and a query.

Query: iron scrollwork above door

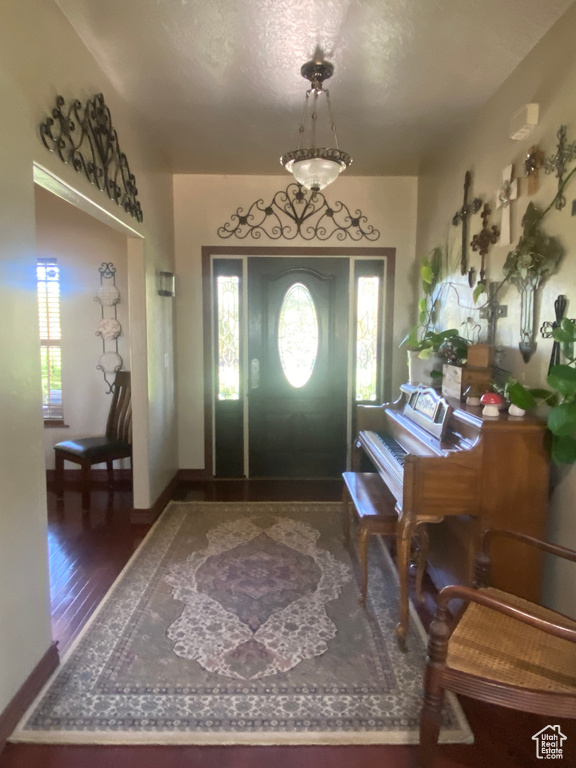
[39,93,143,222]
[218,182,380,241]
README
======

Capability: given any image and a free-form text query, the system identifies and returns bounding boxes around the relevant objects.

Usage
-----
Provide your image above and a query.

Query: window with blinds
[37,258,63,421]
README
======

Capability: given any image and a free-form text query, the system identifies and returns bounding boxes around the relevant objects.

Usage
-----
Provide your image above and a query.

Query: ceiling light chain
[280,57,352,193]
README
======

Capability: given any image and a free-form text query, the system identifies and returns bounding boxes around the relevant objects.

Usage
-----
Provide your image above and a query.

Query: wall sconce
[158,271,175,297]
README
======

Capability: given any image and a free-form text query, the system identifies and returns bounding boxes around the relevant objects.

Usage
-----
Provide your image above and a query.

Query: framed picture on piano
[404,385,452,440]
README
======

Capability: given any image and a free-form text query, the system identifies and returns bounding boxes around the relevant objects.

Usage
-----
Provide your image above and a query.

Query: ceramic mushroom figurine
[480,391,504,417]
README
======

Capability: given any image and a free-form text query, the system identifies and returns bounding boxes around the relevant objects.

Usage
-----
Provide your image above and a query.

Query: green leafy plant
[401,245,459,362]
[502,202,563,287]
[508,318,576,464]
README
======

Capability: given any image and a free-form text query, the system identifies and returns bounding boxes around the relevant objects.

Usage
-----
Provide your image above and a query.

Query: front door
[247,257,349,477]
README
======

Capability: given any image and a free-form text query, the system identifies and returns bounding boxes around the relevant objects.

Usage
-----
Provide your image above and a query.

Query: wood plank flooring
[1,479,574,768]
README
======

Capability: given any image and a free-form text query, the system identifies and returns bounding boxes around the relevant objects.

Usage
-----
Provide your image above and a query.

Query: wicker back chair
[420,528,576,767]
[54,371,132,510]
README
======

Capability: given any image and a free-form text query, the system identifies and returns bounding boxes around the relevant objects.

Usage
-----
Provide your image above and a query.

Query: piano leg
[414,523,429,604]
[358,527,369,606]
[396,518,416,651]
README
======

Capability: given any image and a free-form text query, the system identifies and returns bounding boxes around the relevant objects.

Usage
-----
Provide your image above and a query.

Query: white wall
[173,174,418,470]
[416,4,576,616]
[0,0,176,715]
[35,186,131,469]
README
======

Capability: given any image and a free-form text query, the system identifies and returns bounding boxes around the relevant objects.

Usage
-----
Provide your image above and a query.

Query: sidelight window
[216,275,240,400]
[355,268,382,402]
[278,282,318,388]
[37,258,63,421]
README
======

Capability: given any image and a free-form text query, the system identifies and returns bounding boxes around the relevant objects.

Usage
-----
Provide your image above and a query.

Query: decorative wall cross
[544,125,576,210]
[452,171,482,276]
[470,203,500,285]
[524,145,544,195]
[540,295,575,373]
[479,282,508,347]
[495,164,517,246]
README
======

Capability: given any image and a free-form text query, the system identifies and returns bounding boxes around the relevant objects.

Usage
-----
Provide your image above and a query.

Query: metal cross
[479,282,507,348]
[470,203,500,286]
[540,295,575,373]
[452,171,482,276]
[544,125,576,211]
[524,145,544,195]
[495,164,518,246]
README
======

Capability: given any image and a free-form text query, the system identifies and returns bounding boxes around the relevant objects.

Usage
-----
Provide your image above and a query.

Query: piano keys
[354,384,550,647]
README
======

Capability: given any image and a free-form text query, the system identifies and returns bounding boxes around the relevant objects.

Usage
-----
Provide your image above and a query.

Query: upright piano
[353,384,550,644]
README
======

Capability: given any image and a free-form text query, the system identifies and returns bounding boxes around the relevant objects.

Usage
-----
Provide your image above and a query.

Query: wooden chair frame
[54,371,132,510]
[420,528,576,767]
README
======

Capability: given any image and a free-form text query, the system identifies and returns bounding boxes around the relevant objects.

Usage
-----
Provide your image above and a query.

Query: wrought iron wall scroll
[40,93,143,222]
[217,182,380,241]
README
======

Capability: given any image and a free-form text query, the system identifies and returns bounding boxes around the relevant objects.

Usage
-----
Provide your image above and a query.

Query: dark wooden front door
[247,257,349,477]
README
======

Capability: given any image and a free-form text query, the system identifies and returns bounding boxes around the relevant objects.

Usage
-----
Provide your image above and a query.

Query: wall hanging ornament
[94,262,123,393]
[540,295,576,374]
[544,125,576,211]
[452,171,482,276]
[495,164,518,246]
[524,145,544,195]
[39,93,143,222]
[502,203,563,362]
[470,203,500,287]
[217,182,380,241]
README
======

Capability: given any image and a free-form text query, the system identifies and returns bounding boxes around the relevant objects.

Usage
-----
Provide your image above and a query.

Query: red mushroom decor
[480,391,504,417]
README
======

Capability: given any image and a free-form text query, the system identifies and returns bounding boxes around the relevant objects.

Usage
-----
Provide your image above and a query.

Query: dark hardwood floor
[1,478,574,768]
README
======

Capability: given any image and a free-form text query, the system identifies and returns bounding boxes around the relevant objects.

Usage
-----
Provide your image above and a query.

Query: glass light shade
[290,156,344,192]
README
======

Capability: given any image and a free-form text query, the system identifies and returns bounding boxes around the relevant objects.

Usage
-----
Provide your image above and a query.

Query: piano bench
[342,472,427,609]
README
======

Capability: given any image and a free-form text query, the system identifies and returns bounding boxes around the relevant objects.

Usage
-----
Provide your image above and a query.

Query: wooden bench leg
[342,485,351,548]
[358,526,369,606]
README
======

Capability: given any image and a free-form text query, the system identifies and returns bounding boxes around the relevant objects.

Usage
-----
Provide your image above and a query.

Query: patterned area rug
[12,501,472,745]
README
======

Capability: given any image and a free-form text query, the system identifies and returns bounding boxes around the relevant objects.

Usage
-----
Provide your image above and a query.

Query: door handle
[250,358,260,389]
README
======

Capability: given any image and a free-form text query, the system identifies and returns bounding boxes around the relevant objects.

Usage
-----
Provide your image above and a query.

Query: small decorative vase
[508,403,526,417]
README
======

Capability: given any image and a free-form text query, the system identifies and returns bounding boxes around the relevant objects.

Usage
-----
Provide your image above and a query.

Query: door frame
[202,245,396,477]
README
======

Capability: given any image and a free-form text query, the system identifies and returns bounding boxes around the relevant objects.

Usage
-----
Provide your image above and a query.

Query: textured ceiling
[56,0,575,175]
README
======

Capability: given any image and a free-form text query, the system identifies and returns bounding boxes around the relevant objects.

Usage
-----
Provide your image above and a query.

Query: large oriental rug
[12,501,472,745]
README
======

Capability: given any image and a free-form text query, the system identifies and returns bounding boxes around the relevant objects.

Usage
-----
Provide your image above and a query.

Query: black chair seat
[54,437,131,461]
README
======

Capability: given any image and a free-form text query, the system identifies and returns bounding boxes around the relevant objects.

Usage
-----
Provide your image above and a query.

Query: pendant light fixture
[280,57,352,193]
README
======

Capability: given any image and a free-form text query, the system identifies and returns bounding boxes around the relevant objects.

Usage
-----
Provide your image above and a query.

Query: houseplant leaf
[547,401,576,436]
[551,434,576,464]
[547,365,576,396]
[507,381,538,410]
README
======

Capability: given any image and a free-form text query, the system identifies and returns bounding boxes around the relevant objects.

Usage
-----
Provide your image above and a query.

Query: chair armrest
[474,528,576,588]
[435,584,576,645]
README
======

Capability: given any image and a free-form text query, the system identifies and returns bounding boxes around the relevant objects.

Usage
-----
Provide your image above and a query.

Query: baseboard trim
[131,471,182,524]
[176,468,211,482]
[0,642,59,753]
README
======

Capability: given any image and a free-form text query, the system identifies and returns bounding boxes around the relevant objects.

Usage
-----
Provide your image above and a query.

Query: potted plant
[401,246,459,386]
[508,317,576,464]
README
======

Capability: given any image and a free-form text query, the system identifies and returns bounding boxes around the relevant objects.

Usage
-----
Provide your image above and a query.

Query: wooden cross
[495,164,518,246]
[544,125,576,210]
[452,171,482,276]
[479,282,508,347]
[540,295,575,373]
[524,145,544,195]
[470,203,500,285]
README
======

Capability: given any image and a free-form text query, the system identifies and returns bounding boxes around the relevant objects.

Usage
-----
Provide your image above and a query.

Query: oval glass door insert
[278,282,319,388]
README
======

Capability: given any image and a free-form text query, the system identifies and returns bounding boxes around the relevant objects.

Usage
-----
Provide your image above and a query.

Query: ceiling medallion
[217,182,379,241]
[280,58,352,193]
[39,93,143,222]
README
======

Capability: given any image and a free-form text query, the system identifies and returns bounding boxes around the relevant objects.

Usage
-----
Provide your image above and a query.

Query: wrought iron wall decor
[94,262,123,393]
[470,203,500,287]
[452,171,482,276]
[544,125,576,211]
[40,93,143,222]
[540,295,576,373]
[217,182,380,241]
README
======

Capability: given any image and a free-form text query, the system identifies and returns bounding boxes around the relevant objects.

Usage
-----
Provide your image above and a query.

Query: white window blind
[37,258,63,420]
